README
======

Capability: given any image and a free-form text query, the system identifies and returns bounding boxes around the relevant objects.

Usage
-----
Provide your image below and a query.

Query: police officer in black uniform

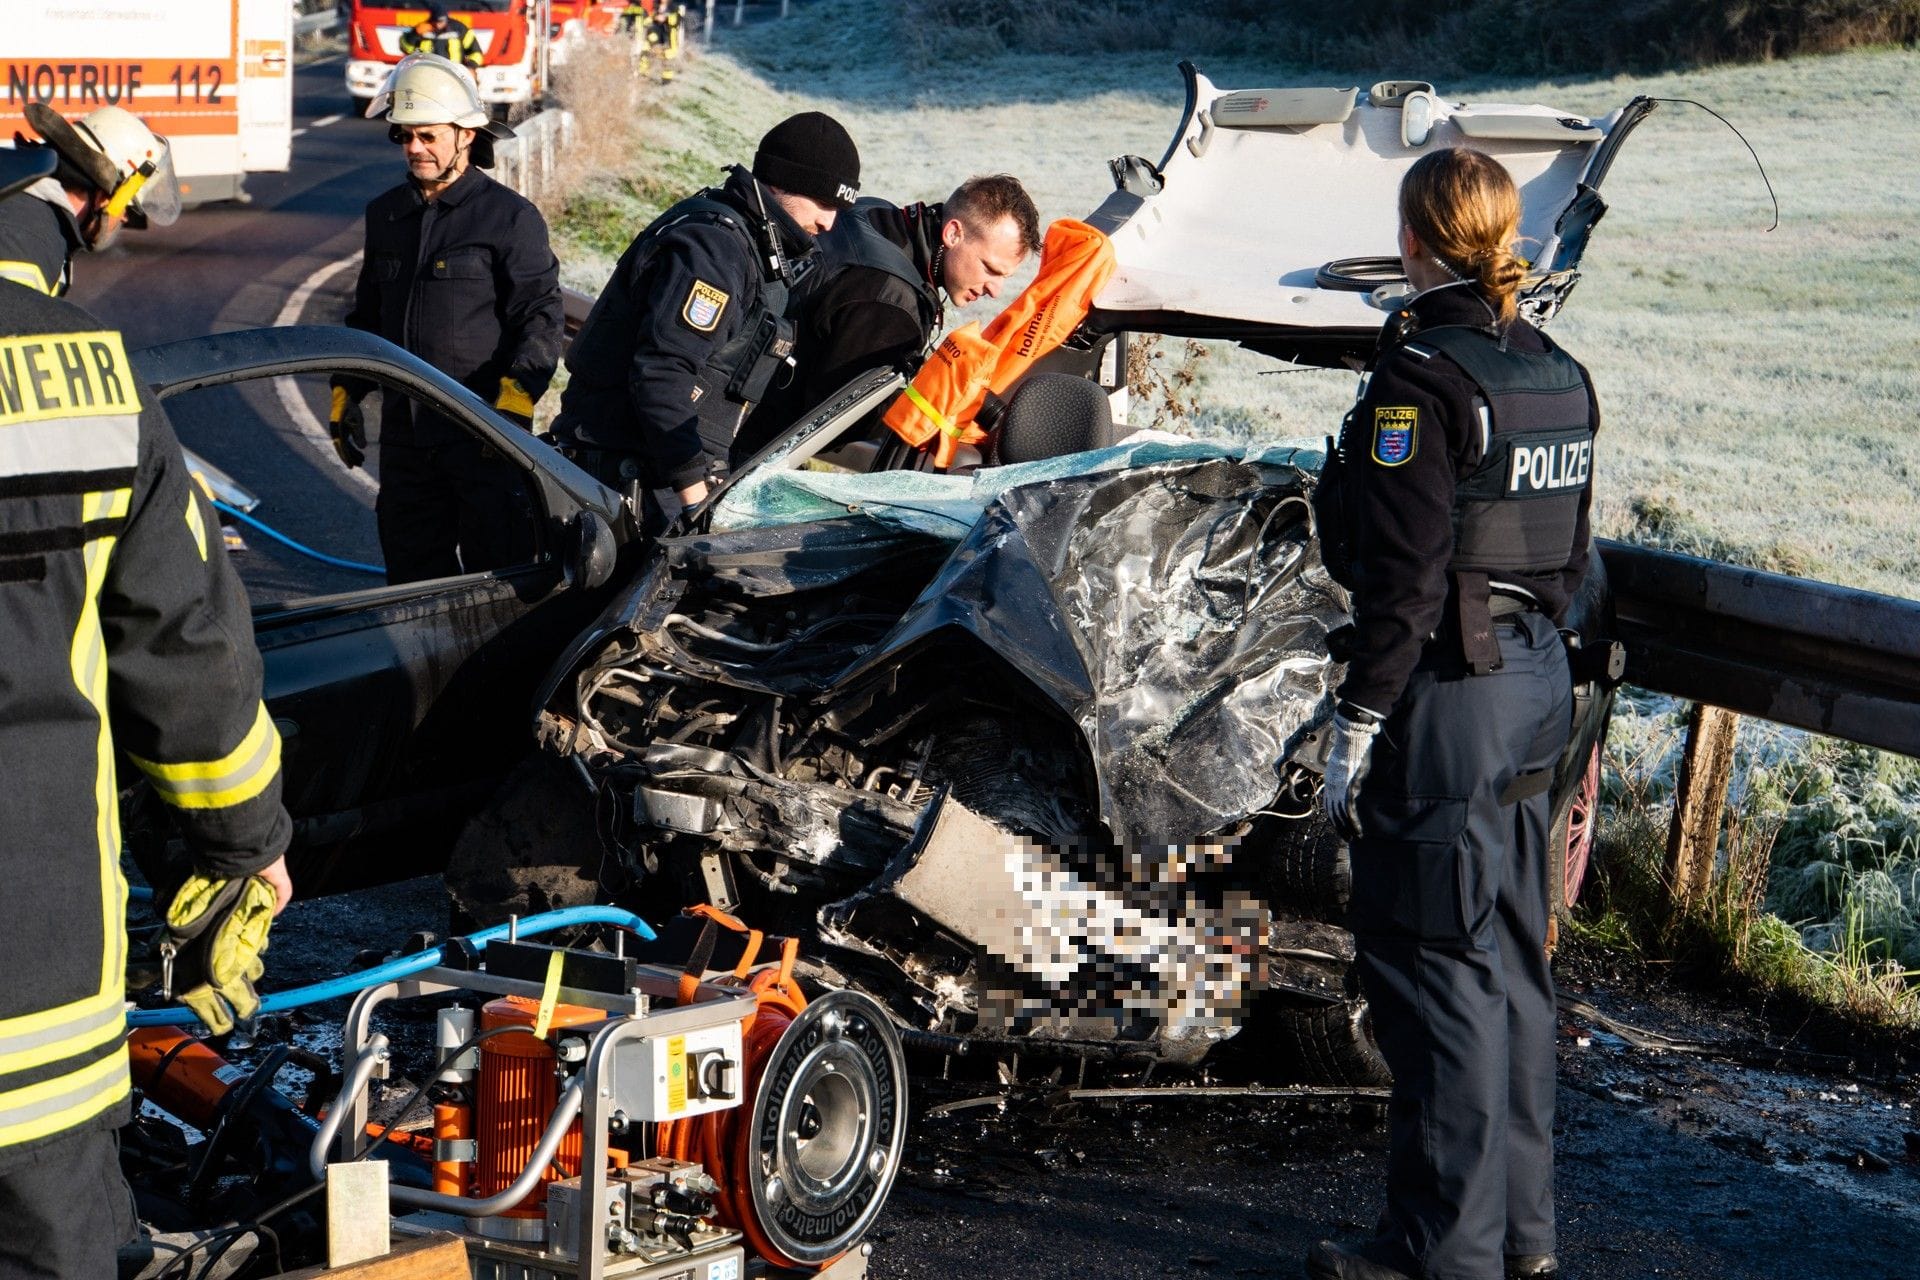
[332,53,564,585]
[734,172,1041,463]
[548,111,860,527]
[1306,147,1599,1280]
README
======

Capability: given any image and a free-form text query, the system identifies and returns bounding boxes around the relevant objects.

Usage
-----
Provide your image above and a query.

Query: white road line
[311,114,345,128]
[291,127,308,138]
[274,252,378,495]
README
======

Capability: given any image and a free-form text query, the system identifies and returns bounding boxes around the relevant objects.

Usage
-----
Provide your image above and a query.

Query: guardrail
[1598,539,1920,758]
[493,109,572,202]
[295,8,342,36]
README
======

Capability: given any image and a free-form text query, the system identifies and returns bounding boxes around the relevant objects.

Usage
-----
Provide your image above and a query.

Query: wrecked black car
[441,70,1647,1081]
[132,68,1644,1083]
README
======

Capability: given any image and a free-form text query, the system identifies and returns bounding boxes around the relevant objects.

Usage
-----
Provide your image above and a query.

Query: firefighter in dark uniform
[549,111,860,527]
[0,103,180,297]
[1306,148,1598,1280]
[332,53,564,584]
[400,0,486,69]
[0,148,294,1280]
[734,172,1041,463]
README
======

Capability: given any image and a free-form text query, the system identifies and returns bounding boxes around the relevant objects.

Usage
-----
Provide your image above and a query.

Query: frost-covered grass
[701,3,1920,601]
[547,2,1920,1018]
[1584,696,1920,1027]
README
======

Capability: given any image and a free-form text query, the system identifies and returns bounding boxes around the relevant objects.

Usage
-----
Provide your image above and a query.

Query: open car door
[130,326,630,896]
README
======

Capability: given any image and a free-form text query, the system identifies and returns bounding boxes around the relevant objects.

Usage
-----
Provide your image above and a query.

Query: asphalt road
[258,880,1920,1280]
[68,54,391,602]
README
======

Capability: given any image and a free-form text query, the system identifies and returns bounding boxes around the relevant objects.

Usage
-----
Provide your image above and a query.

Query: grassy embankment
[544,2,1920,1026]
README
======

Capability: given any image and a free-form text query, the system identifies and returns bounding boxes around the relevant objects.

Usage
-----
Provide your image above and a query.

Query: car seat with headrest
[992,373,1116,465]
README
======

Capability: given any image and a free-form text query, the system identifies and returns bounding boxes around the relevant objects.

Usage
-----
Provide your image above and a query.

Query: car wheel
[1211,919,1391,1088]
[444,753,605,933]
[1253,811,1350,916]
[1231,993,1391,1088]
[1549,740,1602,917]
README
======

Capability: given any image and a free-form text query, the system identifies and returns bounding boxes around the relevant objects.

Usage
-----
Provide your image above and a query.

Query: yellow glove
[494,376,535,427]
[328,385,367,469]
[161,873,278,1036]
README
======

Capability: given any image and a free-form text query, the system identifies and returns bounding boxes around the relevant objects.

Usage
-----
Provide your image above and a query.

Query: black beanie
[752,112,860,209]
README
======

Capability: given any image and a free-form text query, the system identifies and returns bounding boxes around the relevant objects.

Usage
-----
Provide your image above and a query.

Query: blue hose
[213,499,385,576]
[127,905,658,1028]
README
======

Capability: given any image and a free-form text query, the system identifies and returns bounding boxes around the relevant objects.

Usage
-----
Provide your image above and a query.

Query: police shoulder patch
[1371,405,1418,467]
[681,279,729,333]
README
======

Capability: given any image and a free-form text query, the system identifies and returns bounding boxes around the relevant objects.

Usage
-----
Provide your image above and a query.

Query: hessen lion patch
[681,280,729,332]
[1372,406,1418,466]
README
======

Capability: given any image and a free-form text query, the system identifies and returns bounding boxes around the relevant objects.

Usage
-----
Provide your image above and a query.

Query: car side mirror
[565,509,617,591]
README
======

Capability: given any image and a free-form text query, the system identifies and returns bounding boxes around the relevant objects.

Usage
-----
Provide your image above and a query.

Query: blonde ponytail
[1399,149,1526,325]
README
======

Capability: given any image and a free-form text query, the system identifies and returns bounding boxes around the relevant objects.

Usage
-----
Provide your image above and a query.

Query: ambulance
[3,0,294,206]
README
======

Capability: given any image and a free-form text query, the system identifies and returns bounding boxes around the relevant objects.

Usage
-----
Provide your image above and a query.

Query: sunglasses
[388,125,452,146]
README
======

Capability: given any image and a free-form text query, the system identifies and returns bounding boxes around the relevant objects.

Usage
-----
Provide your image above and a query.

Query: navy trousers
[377,436,538,586]
[1348,612,1573,1280]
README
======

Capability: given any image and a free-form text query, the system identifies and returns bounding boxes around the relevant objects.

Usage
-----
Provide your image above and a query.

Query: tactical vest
[1316,322,1593,670]
[612,191,798,464]
[800,197,943,353]
[1413,325,1593,578]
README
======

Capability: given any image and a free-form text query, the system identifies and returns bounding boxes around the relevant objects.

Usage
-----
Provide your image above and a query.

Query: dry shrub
[540,36,675,230]
[1124,334,1208,429]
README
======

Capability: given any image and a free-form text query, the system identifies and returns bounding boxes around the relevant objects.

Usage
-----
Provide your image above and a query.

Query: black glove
[160,873,278,1036]
[329,385,367,469]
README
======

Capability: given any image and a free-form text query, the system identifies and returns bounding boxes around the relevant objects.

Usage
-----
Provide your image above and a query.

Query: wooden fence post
[1666,702,1740,906]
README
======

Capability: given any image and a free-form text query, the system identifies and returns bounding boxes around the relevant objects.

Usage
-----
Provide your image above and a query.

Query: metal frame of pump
[313,946,761,1278]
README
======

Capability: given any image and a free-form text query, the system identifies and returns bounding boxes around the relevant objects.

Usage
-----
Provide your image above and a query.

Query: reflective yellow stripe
[0,260,53,295]
[902,384,965,440]
[0,995,124,1075]
[185,491,208,561]
[75,490,126,997]
[128,702,281,810]
[0,990,125,1073]
[0,1046,130,1149]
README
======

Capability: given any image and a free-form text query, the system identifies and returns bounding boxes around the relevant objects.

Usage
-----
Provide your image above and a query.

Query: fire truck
[3,0,293,206]
[548,0,632,63]
[345,1,552,117]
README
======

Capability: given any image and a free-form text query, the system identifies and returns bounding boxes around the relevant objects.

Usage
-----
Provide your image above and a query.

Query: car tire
[1211,919,1391,1088]
[444,752,604,933]
[1253,811,1351,916]
[1226,992,1391,1088]
[1548,739,1603,920]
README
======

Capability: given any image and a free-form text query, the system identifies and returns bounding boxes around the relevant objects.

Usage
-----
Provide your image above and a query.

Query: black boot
[1505,1253,1559,1279]
[1304,1238,1416,1280]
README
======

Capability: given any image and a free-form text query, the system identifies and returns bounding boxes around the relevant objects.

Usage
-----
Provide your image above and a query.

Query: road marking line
[274,252,378,495]
[291,127,308,138]
[311,114,345,128]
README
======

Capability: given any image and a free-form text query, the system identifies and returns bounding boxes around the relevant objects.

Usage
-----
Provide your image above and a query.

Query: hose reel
[742,990,907,1266]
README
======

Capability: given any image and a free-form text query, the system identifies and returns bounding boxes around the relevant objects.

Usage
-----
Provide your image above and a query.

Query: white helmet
[367,53,489,128]
[23,102,180,228]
